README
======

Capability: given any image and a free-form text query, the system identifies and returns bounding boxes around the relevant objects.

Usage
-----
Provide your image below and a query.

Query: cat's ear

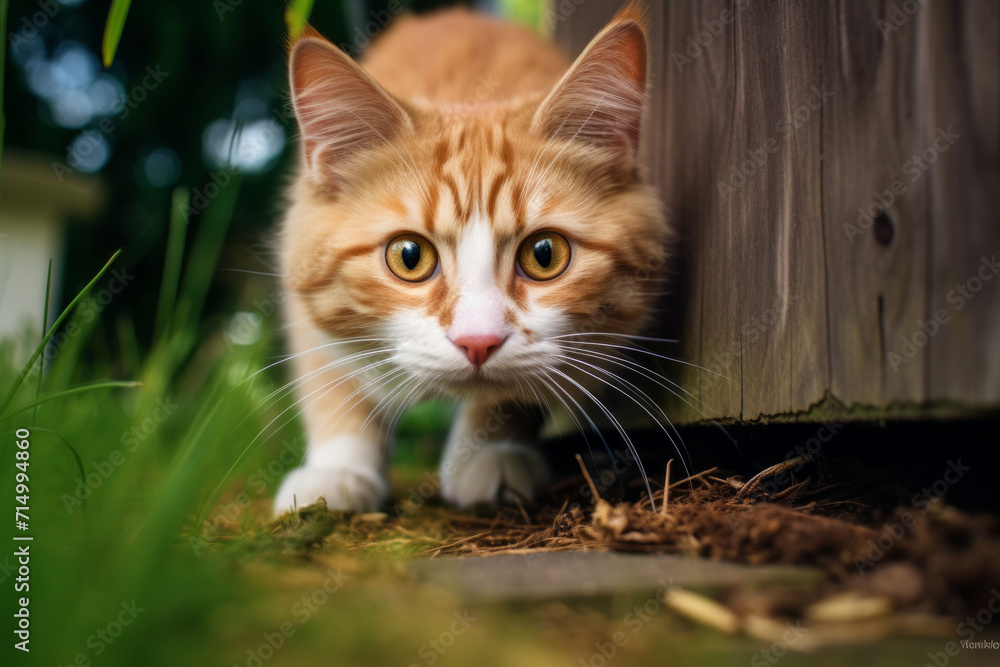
[290,36,413,188]
[531,4,648,169]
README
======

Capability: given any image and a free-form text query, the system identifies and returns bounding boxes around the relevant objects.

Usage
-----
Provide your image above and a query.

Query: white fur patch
[448,217,510,342]
[440,440,549,506]
[273,434,387,515]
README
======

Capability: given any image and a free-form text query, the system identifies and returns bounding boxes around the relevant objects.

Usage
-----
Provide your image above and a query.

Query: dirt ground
[212,452,1000,653]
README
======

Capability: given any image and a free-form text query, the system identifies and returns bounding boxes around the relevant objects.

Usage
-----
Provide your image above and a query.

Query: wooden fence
[555,0,1000,423]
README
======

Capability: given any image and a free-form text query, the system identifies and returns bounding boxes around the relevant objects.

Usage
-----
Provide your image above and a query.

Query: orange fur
[274,2,668,514]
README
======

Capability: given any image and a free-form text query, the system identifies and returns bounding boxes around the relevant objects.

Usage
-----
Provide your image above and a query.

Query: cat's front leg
[439,403,549,506]
[273,308,388,515]
[274,434,387,514]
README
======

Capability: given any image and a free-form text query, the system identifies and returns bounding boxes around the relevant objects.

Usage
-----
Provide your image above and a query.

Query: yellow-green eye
[386,234,438,282]
[517,231,571,281]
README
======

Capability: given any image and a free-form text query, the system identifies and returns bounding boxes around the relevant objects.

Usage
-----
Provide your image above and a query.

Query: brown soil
[226,453,1000,646]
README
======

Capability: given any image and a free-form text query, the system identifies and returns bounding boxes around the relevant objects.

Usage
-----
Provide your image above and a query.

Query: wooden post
[555,0,1000,423]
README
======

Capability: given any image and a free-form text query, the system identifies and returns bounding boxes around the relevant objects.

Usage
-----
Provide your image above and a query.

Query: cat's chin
[433,376,530,404]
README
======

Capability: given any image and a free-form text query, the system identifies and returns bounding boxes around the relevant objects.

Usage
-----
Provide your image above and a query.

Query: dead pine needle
[575,453,601,503]
[661,459,673,515]
[736,453,818,500]
[514,496,532,526]
[669,466,720,491]
[416,531,491,557]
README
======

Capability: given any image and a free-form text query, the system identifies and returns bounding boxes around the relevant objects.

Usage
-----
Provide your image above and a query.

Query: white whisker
[244,337,389,383]
[549,332,679,345]
[541,363,656,510]
[252,358,398,452]
[360,371,421,437]
[217,357,398,493]
[258,347,391,409]
[313,366,409,438]
[552,353,692,482]
[553,340,730,379]
[533,372,607,472]
[527,93,608,209]
[559,343,714,415]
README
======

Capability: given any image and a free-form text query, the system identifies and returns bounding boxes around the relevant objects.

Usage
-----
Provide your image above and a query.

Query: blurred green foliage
[501,0,545,33]
[4,0,472,359]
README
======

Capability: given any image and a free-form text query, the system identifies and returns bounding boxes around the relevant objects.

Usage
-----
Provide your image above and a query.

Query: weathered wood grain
[555,0,1000,422]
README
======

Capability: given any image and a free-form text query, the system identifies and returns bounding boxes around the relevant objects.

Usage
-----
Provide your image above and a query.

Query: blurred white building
[0,149,105,345]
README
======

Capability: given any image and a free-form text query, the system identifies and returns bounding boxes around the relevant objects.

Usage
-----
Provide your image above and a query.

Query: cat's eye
[386,234,438,282]
[517,231,571,281]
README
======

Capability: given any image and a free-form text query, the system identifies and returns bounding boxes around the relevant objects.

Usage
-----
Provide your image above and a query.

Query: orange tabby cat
[274,1,667,514]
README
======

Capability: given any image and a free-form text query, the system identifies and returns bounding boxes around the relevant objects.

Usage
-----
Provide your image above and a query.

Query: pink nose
[451,334,505,368]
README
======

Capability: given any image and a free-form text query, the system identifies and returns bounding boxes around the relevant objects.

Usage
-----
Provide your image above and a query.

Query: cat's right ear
[531,3,648,172]
[290,37,412,188]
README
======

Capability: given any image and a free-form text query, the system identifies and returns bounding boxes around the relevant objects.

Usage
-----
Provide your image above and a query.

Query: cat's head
[281,5,669,404]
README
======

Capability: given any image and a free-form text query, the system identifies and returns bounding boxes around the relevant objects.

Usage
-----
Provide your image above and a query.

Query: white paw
[273,465,387,515]
[440,441,550,507]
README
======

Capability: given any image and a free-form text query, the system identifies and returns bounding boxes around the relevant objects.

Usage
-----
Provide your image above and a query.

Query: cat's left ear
[531,3,648,169]
[290,36,413,188]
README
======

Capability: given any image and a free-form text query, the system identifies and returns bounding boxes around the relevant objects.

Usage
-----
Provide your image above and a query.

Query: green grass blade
[31,427,89,520]
[32,259,53,425]
[4,380,140,417]
[285,0,315,39]
[101,0,133,67]
[173,174,242,336]
[0,249,122,416]
[154,187,190,346]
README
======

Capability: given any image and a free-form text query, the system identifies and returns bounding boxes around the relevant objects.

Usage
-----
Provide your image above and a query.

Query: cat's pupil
[533,238,552,268]
[401,241,421,270]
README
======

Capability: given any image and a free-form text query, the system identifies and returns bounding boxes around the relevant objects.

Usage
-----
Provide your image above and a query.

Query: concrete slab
[411,551,823,600]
